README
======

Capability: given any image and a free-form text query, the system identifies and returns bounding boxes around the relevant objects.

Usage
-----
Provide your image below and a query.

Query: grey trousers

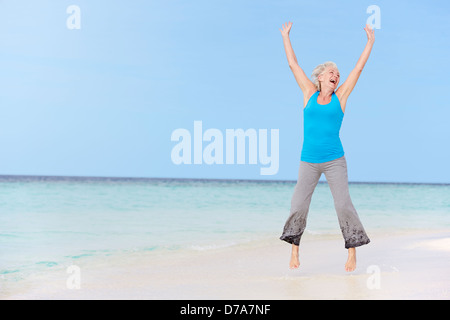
[280,156,370,249]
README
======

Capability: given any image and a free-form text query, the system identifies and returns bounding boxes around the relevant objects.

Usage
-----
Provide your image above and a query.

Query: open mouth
[330,79,336,85]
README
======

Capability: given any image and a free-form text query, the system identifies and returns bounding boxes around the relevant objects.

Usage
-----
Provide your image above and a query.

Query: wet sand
[3,230,450,300]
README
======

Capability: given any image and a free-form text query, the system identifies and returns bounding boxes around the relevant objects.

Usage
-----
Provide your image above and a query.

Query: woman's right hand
[279,21,293,38]
[364,24,375,43]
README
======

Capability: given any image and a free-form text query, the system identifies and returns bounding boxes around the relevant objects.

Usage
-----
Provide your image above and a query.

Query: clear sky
[0,0,449,183]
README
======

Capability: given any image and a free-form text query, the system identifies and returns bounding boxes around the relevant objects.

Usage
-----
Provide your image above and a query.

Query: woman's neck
[318,88,334,98]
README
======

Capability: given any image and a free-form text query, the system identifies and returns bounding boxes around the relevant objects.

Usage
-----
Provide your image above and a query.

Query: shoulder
[334,89,347,113]
[303,89,318,108]
[335,87,344,101]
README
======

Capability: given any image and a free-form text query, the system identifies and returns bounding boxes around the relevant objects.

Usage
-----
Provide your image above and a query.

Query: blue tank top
[301,91,345,163]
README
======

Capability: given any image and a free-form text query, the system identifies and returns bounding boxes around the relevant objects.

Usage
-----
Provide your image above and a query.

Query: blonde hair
[311,61,338,91]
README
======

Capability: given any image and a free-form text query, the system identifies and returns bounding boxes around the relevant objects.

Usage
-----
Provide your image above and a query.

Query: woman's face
[319,66,340,91]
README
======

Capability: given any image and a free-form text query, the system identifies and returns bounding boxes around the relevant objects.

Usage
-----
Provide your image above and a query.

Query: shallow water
[0,176,449,289]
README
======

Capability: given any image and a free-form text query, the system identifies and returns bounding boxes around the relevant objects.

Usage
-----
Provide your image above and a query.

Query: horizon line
[0,174,448,186]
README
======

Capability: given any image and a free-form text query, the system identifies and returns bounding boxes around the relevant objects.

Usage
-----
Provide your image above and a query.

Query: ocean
[1,175,449,294]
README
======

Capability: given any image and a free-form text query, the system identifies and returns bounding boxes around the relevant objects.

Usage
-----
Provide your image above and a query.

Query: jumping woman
[279,22,374,272]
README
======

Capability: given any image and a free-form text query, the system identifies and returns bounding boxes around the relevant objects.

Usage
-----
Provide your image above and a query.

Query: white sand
[3,230,450,300]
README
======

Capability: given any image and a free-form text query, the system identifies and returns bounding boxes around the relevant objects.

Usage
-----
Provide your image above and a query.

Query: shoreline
[0,174,448,186]
[2,229,450,300]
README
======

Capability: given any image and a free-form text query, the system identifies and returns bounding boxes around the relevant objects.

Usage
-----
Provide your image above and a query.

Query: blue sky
[0,0,449,183]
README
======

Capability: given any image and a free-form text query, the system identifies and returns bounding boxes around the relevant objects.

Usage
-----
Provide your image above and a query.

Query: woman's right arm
[280,22,316,99]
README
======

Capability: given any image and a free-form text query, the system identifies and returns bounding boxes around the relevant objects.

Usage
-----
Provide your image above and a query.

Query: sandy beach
[3,229,449,300]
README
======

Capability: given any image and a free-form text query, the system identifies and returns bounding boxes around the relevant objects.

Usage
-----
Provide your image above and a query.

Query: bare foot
[290,244,300,269]
[345,248,356,272]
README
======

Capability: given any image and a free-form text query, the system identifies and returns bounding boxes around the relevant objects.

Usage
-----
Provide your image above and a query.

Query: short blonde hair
[311,61,338,91]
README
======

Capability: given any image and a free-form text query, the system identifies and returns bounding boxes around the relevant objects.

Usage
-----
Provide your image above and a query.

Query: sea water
[0,176,449,291]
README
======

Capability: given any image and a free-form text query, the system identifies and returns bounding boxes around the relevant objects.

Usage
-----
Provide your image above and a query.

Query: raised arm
[336,24,375,112]
[280,22,316,104]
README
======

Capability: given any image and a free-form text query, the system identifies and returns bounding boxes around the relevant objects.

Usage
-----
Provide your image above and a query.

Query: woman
[279,22,374,272]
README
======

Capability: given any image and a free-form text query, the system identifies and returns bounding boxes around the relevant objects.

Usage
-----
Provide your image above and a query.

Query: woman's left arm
[337,25,375,112]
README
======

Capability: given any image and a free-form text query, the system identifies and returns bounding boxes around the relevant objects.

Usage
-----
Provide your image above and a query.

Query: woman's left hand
[364,24,375,43]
